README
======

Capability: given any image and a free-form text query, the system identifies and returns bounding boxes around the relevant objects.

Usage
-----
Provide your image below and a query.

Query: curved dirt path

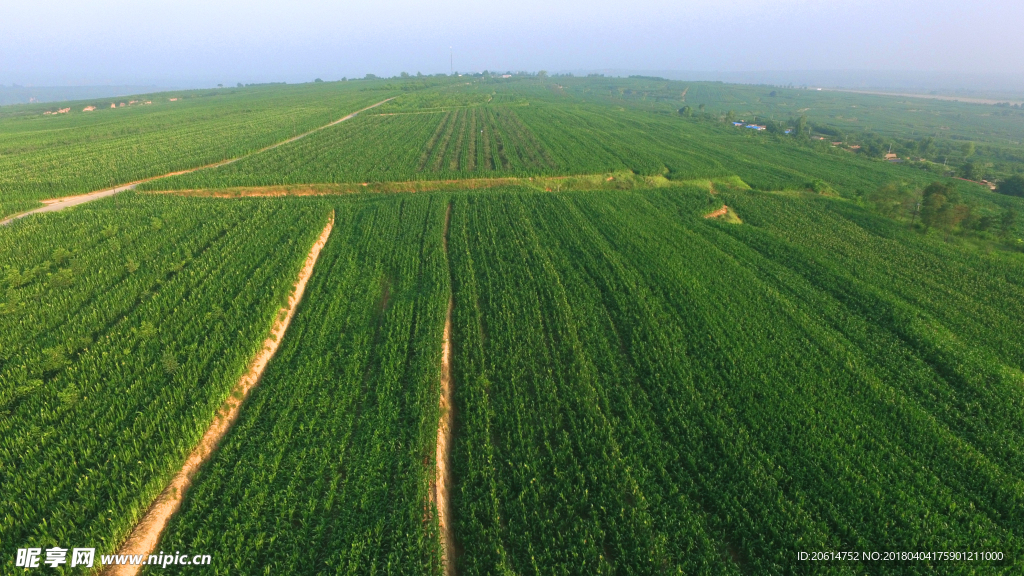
[102,212,334,576]
[0,98,395,226]
[434,202,456,576]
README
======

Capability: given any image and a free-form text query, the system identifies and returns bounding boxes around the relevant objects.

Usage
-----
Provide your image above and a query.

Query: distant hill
[0,85,169,106]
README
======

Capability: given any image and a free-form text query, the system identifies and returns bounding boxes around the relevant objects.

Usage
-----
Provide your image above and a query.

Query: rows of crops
[446,188,1020,574]
[0,82,397,218]
[139,104,555,190]
[140,82,940,200]
[0,193,331,564]
[143,195,450,574]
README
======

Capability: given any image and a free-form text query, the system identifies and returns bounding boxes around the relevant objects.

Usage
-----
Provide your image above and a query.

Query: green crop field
[142,195,449,574]
[2,75,1023,574]
[140,80,960,202]
[0,81,400,219]
[0,193,331,563]
[448,188,1024,574]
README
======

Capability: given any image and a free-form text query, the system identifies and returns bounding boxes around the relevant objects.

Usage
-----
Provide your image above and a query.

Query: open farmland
[2,75,1024,575]
[0,193,332,564]
[142,195,450,574]
[0,81,400,219]
[138,80,959,201]
[447,188,1024,574]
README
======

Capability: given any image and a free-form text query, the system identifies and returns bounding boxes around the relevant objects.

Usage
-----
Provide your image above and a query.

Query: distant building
[831,141,842,146]
[848,145,861,150]
[884,153,898,160]
[746,125,766,131]
[83,106,96,112]
[784,129,792,134]
[732,121,744,126]
[169,98,179,101]
[111,103,116,108]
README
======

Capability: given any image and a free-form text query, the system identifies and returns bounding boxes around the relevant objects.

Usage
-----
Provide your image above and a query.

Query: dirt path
[101,213,334,576]
[434,202,456,576]
[0,98,395,226]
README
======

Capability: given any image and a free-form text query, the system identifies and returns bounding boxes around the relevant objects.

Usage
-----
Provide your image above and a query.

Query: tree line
[867,181,1018,242]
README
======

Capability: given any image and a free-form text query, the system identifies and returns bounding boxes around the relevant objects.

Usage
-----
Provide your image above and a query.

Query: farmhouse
[884,153,898,160]
[83,106,96,112]
[732,121,745,127]
[746,124,766,131]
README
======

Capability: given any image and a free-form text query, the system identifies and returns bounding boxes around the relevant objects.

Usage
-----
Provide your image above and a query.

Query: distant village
[44,99,157,115]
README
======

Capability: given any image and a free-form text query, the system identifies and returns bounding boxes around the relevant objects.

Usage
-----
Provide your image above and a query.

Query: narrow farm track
[436,202,456,576]
[0,98,395,226]
[101,213,335,576]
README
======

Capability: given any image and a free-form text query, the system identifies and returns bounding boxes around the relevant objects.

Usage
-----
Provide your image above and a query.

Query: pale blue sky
[2,0,1022,87]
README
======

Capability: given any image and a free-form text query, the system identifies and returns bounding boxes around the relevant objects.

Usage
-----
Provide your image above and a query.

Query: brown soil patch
[704,205,743,224]
[704,205,729,219]
[101,213,335,576]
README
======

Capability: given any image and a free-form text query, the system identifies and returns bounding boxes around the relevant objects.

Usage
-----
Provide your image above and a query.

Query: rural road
[0,97,396,226]
[0,183,137,225]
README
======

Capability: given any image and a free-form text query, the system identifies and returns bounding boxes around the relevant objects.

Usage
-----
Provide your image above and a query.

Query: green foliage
[141,82,948,201]
[0,83,398,218]
[0,193,330,564]
[997,174,1024,197]
[146,195,450,574]
[449,188,1023,574]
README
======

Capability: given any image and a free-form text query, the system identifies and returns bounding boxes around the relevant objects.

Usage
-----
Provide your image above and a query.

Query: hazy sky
[2,0,1022,86]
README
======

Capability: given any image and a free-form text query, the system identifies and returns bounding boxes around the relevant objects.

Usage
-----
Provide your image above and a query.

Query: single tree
[795,115,808,137]
[920,182,966,237]
[867,183,915,219]
[1001,208,1018,240]
[917,137,935,156]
